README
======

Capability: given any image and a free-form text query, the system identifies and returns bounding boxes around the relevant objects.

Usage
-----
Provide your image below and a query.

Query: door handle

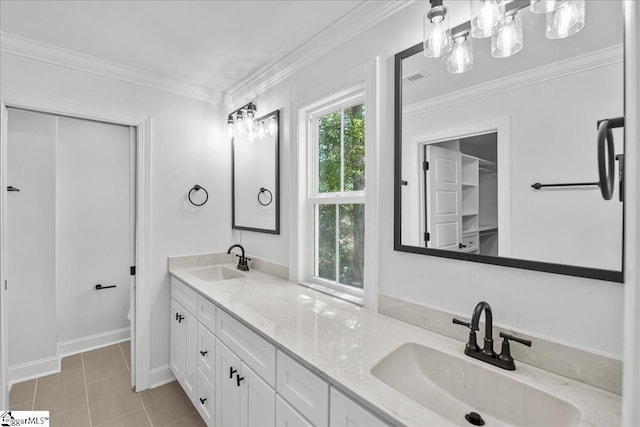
[229,367,237,378]
[200,350,208,356]
[236,375,245,387]
[199,397,207,404]
[459,243,467,249]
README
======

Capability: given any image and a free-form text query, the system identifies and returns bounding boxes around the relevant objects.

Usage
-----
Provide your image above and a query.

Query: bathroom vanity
[168,256,620,427]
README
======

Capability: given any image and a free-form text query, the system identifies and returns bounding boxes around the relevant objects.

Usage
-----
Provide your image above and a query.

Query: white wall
[1,53,231,374]
[233,2,626,357]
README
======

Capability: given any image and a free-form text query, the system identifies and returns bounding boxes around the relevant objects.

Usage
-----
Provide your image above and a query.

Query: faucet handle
[453,318,480,353]
[499,332,532,347]
[452,318,471,328]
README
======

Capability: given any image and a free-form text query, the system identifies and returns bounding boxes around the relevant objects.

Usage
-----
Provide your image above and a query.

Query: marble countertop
[169,263,620,427]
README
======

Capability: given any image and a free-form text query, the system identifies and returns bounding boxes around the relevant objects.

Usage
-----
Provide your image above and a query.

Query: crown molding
[0,31,223,103]
[229,0,412,107]
[403,44,624,117]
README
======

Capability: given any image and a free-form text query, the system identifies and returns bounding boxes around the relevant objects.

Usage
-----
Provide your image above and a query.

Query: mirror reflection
[396,1,624,280]
[232,110,280,234]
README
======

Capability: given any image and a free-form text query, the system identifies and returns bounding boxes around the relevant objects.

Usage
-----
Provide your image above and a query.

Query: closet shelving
[461,154,497,254]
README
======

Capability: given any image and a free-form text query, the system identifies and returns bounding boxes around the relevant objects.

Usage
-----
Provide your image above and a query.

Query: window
[309,99,365,297]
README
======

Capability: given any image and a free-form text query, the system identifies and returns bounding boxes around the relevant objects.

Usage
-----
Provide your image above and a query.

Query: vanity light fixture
[227,102,274,140]
[423,0,586,74]
[471,0,504,38]
[423,0,452,58]
[491,12,523,58]
[545,0,585,39]
[447,35,474,74]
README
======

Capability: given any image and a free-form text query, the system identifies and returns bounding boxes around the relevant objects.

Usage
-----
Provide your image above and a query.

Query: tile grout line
[138,392,154,427]
[31,379,38,411]
[118,342,130,373]
[81,353,93,427]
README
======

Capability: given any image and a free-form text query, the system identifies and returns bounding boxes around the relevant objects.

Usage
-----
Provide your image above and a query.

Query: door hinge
[424,232,430,242]
[423,161,429,171]
[130,266,136,276]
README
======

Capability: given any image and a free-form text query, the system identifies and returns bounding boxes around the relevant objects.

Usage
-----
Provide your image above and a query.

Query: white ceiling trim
[229,0,413,107]
[0,31,224,103]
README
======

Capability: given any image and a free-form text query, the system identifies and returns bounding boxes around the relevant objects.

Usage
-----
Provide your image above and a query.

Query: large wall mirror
[232,110,280,234]
[394,1,625,282]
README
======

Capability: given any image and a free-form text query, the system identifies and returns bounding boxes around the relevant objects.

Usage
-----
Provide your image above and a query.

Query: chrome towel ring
[188,185,208,206]
[257,187,273,206]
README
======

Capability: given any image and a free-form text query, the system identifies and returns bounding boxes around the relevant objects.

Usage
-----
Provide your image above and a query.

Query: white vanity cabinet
[170,296,197,401]
[329,388,389,427]
[170,275,388,427]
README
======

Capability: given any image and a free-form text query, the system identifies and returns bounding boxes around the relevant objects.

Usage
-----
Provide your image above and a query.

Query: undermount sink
[371,343,581,427]
[189,266,246,282]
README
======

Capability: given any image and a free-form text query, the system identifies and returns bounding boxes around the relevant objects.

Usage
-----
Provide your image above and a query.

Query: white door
[425,145,462,250]
[170,299,186,384]
[55,116,132,347]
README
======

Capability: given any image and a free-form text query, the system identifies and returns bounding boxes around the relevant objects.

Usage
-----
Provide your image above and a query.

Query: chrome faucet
[453,301,532,370]
[227,244,250,271]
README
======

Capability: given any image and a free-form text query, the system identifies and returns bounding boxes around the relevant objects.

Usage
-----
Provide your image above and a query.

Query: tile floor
[8,341,206,427]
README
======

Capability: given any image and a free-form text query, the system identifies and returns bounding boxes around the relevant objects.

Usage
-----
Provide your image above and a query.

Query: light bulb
[235,112,244,135]
[423,4,452,58]
[246,108,255,132]
[530,0,568,14]
[447,35,473,74]
[546,0,584,39]
[471,0,502,38]
[492,13,523,58]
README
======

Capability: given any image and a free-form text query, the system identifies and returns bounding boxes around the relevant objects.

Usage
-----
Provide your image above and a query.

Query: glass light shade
[546,0,585,39]
[447,36,473,74]
[423,12,452,58]
[235,112,245,135]
[257,121,265,139]
[491,13,523,58]
[530,0,569,14]
[227,117,234,138]
[471,0,504,39]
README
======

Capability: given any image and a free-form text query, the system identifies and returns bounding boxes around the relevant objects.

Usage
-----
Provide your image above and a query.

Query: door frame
[0,91,152,405]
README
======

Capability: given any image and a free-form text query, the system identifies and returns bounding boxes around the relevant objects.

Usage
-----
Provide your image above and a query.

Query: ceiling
[0,0,373,100]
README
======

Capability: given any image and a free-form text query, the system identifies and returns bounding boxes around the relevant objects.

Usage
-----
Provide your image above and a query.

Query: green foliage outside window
[317,104,365,288]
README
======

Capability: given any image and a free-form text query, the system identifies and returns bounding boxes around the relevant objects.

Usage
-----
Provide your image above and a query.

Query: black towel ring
[597,120,615,201]
[188,185,208,206]
[257,187,273,206]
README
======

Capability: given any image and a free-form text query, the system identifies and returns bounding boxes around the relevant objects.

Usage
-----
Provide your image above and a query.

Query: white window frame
[291,57,379,309]
[307,95,366,300]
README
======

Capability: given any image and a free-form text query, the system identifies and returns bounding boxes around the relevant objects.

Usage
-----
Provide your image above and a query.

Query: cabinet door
[183,309,198,402]
[329,388,388,427]
[196,367,215,427]
[276,394,313,427]
[216,338,242,427]
[170,299,186,384]
[240,361,275,427]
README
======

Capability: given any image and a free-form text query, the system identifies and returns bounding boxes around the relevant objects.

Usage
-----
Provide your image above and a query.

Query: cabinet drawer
[198,323,216,384]
[216,309,276,387]
[461,232,479,251]
[171,277,197,315]
[196,367,215,427]
[277,350,328,427]
[329,388,388,427]
[198,295,217,333]
[276,394,313,427]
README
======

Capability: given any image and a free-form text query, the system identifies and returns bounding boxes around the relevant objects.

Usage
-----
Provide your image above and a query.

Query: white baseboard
[148,364,175,389]
[57,327,130,357]
[8,327,131,387]
[8,356,59,386]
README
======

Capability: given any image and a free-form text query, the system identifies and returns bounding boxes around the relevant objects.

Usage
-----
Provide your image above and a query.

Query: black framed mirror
[232,109,280,234]
[394,1,624,282]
